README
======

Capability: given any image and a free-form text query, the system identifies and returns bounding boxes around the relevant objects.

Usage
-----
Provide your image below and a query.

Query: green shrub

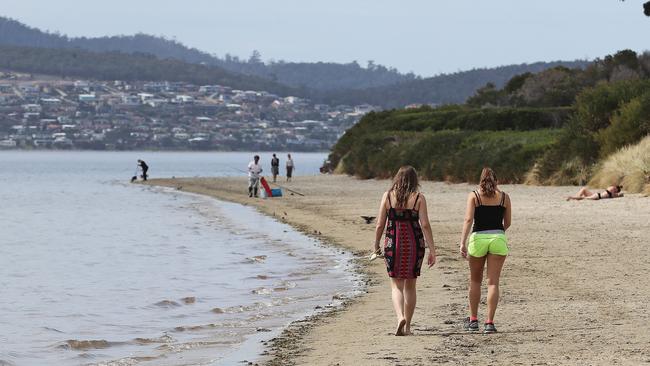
[338,129,560,183]
[596,91,650,157]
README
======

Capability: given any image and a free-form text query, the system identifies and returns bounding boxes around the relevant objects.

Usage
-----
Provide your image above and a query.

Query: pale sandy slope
[147,175,650,366]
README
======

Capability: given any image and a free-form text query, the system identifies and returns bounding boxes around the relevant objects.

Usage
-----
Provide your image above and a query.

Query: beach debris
[256,328,271,332]
[361,215,376,224]
[211,307,225,314]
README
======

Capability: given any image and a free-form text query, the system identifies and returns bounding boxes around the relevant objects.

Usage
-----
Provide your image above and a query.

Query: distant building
[78,94,96,103]
[174,95,194,104]
[0,139,17,148]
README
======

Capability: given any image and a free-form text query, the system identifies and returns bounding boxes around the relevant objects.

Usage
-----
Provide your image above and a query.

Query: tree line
[330,50,650,185]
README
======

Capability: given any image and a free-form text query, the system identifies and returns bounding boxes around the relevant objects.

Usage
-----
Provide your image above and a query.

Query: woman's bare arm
[417,194,435,252]
[503,193,512,230]
[373,192,389,251]
[459,193,475,257]
[417,194,436,267]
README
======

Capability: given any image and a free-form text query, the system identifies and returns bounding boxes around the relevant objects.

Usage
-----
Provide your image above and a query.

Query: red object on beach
[260,177,273,197]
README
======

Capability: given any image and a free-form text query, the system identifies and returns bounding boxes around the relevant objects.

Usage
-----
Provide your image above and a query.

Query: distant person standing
[248,155,263,197]
[271,153,280,183]
[286,154,294,182]
[137,159,149,181]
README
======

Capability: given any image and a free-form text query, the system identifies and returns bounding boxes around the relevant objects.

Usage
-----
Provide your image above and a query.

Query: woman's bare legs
[468,255,487,319]
[486,254,507,322]
[390,278,406,335]
[567,187,593,201]
[403,278,417,335]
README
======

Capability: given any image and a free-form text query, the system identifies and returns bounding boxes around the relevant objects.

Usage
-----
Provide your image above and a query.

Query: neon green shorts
[468,232,509,257]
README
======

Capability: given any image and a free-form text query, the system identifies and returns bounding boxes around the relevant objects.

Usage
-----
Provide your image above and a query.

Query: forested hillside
[331,50,650,186]
[313,60,590,108]
[0,16,414,91]
[0,16,591,107]
[0,45,295,96]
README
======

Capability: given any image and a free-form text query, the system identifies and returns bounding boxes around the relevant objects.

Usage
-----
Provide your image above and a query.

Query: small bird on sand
[361,216,376,224]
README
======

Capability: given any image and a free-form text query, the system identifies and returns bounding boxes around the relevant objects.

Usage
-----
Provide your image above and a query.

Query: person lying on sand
[373,166,436,336]
[566,185,623,201]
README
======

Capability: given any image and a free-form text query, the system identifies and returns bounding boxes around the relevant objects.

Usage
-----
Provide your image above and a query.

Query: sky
[1,0,648,76]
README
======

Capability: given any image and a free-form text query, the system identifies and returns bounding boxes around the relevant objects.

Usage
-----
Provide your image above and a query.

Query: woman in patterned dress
[373,166,437,336]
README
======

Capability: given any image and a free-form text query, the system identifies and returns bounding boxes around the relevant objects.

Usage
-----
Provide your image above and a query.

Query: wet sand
[146,175,650,365]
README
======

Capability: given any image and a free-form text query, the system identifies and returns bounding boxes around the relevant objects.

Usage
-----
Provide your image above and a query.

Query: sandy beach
[146,175,650,365]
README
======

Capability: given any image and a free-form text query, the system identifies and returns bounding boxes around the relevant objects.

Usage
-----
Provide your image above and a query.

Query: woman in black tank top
[459,168,511,334]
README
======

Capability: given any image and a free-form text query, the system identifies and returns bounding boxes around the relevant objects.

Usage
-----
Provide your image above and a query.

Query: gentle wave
[56,340,124,351]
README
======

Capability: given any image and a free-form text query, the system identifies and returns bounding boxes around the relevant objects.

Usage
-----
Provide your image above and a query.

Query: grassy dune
[589,135,650,194]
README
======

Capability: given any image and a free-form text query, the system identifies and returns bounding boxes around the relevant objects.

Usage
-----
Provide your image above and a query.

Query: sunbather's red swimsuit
[384,193,426,279]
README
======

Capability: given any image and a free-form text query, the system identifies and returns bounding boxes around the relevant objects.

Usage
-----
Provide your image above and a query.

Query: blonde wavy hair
[390,166,419,207]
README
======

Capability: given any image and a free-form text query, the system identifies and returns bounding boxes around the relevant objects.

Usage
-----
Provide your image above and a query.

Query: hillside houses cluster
[0,73,377,150]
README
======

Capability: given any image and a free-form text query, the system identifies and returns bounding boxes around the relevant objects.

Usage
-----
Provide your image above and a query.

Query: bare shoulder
[502,191,512,205]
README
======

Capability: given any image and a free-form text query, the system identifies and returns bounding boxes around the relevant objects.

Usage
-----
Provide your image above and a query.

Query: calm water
[0,151,360,366]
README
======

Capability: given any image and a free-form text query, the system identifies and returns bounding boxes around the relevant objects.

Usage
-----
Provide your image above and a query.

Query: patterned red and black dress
[384,193,426,279]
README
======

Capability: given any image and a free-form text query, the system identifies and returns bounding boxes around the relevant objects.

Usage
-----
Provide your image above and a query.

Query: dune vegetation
[589,135,650,194]
[330,50,650,186]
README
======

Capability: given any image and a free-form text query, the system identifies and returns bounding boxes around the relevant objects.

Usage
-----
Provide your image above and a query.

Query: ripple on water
[133,334,174,345]
[243,255,267,264]
[153,300,181,308]
[56,339,123,350]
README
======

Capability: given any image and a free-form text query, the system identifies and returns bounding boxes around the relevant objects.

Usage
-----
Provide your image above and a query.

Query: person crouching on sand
[459,167,511,334]
[373,166,436,336]
[566,185,623,201]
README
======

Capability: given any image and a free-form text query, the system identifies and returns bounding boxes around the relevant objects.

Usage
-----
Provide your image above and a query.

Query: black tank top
[472,191,506,232]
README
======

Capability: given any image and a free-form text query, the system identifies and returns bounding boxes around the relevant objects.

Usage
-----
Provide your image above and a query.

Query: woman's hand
[459,243,468,259]
[427,251,436,268]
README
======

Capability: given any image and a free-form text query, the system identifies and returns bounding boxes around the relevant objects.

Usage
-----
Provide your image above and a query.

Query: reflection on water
[0,152,360,366]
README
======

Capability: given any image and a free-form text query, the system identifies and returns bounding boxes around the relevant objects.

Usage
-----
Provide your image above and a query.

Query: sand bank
[146,175,650,365]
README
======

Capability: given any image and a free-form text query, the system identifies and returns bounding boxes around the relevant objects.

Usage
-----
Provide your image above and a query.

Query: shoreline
[143,178,372,366]
[145,175,650,365]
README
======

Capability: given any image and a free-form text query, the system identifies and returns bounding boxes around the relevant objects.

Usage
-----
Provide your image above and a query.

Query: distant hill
[311,61,591,108]
[0,15,592,107]
[0,16,416,91]
[0,45,296,96]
